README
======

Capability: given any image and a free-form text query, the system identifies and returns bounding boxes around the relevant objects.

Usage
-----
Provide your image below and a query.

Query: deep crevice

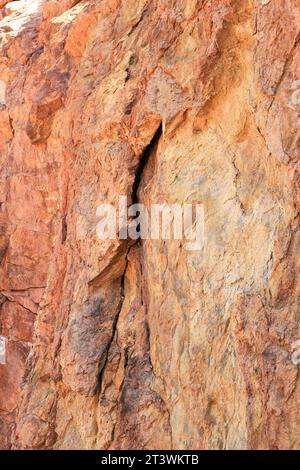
[98,252,129,394]
[61,216,67,243]
[97,124,162,394]
[131,123,162,205]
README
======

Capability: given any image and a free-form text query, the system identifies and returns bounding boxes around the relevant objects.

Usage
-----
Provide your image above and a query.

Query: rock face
[0,0,299,450]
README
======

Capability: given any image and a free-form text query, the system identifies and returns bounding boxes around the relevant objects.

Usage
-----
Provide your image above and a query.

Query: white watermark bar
[287,80,300,110]
[0,80,6,106]
[0,335,7,365]
[96,197,205,251]
[292,340,300,366]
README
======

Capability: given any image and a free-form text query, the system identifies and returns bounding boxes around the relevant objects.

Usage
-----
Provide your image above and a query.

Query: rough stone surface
[0,0,299,450]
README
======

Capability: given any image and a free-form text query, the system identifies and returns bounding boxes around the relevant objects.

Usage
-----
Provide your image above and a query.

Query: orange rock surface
[0,0,299,450]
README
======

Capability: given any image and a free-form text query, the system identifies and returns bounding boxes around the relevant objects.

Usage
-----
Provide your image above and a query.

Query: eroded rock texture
[0,0,299,450]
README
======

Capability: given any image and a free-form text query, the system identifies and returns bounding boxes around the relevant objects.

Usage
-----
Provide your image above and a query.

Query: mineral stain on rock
[0,0,300,450]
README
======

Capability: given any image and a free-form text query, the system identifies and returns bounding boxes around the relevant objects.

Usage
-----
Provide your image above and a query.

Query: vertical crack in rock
[132,123,162,205]
[98,254,129,394]
[111,123,174,449]
[96,124,168,450]
[98,123,162,392]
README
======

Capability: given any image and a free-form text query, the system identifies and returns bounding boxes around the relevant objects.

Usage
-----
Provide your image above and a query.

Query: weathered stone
[0,0,299,450]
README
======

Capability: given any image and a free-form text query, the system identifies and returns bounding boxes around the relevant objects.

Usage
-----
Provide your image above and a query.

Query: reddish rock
[0,0,299,450]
